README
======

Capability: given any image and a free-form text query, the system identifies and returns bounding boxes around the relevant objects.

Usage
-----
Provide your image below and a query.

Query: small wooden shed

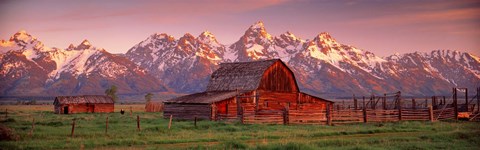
[54,95,114,114]
[164,59,333,123]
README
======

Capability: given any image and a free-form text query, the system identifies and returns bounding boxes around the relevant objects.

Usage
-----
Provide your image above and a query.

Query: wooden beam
[383,93,386,110]
[465,88,468,106]
[326,104,332,126]
[453,88,458,120]
[353,94,357,110]
[412,99,416,110]
[398,95,402,121]
[71,119,76,138]
[428,106,434,122]
[363,107,367,123]
[363,96,366,110]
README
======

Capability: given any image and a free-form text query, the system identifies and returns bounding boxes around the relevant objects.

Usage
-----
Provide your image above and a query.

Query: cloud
[358,8,480,26]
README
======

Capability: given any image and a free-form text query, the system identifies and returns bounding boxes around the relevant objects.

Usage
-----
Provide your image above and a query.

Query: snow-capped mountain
[125,32,225,93]
[126,21,479,96]
[2,22,478,97]
[0,31,167,96]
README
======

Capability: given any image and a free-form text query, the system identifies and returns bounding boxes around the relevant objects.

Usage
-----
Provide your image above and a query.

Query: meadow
[0,105,479,150]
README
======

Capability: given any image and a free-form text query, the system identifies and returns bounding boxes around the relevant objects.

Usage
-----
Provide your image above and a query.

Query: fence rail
[236,105,457,125]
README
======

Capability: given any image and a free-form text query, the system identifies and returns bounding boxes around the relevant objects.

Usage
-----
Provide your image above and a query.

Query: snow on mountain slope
[0,31,167,96]
[3,21,478,97]
[128,21,479,96]
[226,21,279,61]
[126,32,224,93]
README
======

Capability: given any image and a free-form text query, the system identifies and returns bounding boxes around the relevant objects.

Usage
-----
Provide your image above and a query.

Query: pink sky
[0,0,479,56]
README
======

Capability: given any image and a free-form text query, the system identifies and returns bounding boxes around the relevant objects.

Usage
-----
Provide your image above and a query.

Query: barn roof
[54,95,114,105]
[164,91,242,104]
[206,59,282,92]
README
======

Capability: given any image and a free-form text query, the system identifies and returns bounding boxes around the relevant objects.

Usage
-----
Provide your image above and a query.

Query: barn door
[87,104,95,113]
[64,106,69,114]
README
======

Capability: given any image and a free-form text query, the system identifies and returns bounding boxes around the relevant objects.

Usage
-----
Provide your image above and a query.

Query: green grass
[0,105,479,150]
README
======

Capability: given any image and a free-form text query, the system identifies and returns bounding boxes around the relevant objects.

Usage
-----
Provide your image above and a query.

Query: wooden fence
[235,105,456,125]
[288,110,327,125]
[242,110,285,124]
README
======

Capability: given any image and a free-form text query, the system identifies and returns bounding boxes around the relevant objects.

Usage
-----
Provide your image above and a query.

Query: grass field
[0,105,479,150]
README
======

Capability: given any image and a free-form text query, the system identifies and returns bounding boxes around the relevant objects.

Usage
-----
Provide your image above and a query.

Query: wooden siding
[145,102,163,112]
[257,91,297,111]
[54,103,114,114]
[258,61,299,92]
[214,97,238,120]
[164,103,211,120]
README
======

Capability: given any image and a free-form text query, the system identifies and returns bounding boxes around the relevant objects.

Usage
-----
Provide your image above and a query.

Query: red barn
[54,95,114,114]
[164,59,333,124]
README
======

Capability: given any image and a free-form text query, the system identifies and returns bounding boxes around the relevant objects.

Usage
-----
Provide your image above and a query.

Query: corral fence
[239,87,480,125]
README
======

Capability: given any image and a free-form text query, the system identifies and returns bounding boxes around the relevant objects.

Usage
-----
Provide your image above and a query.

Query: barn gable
[206,59,298,92]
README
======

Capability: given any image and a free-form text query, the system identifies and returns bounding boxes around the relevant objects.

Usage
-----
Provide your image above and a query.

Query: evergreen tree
[105,85,118,103]
[145,93,153,103]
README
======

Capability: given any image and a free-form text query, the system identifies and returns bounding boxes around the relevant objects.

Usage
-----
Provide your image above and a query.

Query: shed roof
[206,59,280,92]
[164,91,242,104]
[54,95,114,105]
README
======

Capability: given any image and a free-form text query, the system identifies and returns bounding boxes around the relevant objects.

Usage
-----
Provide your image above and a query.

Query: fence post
[398,98,402,121]
[453,88,458,120]
[130,107,133,116]
[354,94,357,110]
[71,119,76,137]
[363,108,367,123]
[412,99,416,110]
[428,106,434,122]
[137,115,141,131]
[194,117,197,127]
[105,116,109,134]
[284,107,289,125]
[363,96,366,110]
[477,87,480,113]
[168,115,172,129]
[326,104,332,126]
[425,98,428,108]
[29,118,35,137]
[383,94,386,110]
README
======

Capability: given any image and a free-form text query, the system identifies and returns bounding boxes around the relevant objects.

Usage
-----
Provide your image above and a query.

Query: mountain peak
[250,21,265,30]
[198,31,220,44]
[17,30,28,34]
[281,31,299,40]
[76,39,92,50]
[150,33,174,41]
[199,31,214,37]
[244,21,271,40]
[67,44,75,50]
[81,39,91,46]
[10,30,36,44]
[182,33,195,39]
[314,32,339,47]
